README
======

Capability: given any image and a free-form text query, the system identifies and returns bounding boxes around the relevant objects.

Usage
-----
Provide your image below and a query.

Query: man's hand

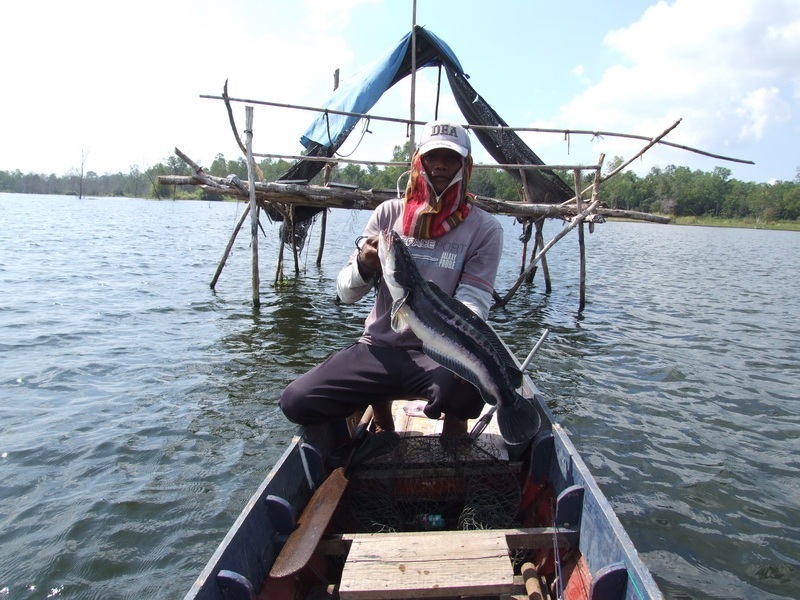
[356,235,382,280]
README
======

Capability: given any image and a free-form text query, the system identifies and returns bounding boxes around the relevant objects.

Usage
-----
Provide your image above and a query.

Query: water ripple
[1,196,798,598]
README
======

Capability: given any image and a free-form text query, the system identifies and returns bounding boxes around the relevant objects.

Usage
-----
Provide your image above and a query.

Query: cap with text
[417,121,471,157]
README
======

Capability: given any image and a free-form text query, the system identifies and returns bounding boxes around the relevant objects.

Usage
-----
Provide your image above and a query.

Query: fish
[377,229,540,445]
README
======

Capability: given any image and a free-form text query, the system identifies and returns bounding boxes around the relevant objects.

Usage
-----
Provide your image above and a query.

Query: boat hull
[184,380,662,600]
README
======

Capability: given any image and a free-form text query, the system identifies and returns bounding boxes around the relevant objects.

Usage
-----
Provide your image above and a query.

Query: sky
[2,0,798,184]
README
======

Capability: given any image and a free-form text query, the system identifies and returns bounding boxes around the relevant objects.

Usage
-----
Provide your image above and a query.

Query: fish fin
[496,393,541,445]
[390,295,409,332]
[427,282,524,388]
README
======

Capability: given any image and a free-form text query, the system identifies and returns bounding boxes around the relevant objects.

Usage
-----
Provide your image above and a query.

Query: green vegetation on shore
[670,215,800,231]
[2,151,798,231]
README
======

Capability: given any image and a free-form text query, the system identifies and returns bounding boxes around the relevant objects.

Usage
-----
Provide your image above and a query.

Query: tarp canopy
[277,26,573,231]
[300,29,462,150]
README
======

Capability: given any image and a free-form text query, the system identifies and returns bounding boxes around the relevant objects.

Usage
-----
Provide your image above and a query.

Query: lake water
[1,193,798,599]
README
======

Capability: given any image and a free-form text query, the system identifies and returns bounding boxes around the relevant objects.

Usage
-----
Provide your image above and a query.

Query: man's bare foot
[371,401,395,433]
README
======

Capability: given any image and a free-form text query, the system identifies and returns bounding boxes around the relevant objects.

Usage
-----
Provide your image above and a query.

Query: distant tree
[1,148,798,222]
[208,153,228,177]
[601,158,640,210]
[127,165,143,198]
[469,168,497,198]
[335,163,370,188]
[164,155,191,199]
[259,158,294,182]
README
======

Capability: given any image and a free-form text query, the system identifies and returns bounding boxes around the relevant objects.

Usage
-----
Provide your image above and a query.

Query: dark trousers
[279,342,485,425]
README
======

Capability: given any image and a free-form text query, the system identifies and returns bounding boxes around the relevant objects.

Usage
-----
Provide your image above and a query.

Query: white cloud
[3,0,797,182]
[0,0,381,175]
[303,0,380,34]
[736,87,791,140]
[542,0,800,175]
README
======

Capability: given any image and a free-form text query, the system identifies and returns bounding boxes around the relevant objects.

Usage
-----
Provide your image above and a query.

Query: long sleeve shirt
[336,199,503,349]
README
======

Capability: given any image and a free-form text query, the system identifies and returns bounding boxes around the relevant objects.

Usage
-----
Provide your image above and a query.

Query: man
[279,120,503,438]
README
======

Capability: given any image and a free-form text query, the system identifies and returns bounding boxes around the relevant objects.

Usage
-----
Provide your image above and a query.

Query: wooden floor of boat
[339,529,514,599]
[385,399,507,461]
[338,401,513,599]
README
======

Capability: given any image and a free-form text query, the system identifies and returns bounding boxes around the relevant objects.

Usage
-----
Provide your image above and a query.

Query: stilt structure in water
[159,24,751,310]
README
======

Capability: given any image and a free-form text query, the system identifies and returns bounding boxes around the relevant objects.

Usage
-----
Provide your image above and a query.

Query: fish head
[377,229,418,301]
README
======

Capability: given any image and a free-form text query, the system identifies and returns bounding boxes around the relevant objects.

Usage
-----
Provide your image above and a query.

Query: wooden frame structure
[159,102,683,310]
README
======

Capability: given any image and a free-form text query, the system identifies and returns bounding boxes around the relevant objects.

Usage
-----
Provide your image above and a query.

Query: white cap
[417,120,471,157]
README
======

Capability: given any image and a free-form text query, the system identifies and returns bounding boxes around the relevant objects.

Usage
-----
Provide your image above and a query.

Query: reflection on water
[0,194,798,599]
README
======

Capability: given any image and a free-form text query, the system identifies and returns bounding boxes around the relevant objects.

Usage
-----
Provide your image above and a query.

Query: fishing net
[278,212,316,251]
[336,435,521,534]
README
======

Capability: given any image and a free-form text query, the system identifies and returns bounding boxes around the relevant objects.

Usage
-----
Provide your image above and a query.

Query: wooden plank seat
[387,400,508,461]
[338,529,514,599]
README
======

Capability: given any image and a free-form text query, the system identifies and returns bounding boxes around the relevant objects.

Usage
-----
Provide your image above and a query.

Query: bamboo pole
[211,203,250,289]
[244,107,260,308]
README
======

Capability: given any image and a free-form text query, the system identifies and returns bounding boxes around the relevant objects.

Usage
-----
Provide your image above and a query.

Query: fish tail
[497,394,541,445]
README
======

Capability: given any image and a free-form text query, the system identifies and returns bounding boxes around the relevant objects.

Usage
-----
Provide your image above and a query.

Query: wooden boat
[184,371,664,600]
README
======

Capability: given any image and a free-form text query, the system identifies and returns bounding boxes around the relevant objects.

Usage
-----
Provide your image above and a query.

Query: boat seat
[338,529,514,599]
[391,400,509,462]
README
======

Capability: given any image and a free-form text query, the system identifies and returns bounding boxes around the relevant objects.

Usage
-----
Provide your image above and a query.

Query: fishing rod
[469,328,550,439]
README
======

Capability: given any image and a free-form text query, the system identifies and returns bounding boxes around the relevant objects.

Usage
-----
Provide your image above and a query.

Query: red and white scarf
[401,151,473,239]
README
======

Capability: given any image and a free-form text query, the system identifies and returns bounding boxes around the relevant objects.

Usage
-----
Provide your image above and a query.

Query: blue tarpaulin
[275,25,572,233]
[300,28,464,150]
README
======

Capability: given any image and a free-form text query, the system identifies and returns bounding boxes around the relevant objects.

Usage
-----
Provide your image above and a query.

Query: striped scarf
[401,151,473,239]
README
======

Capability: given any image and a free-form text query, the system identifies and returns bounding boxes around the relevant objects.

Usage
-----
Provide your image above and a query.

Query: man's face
[421,148,463,195]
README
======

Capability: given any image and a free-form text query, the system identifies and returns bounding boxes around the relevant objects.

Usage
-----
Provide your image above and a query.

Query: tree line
[2,149,798,222]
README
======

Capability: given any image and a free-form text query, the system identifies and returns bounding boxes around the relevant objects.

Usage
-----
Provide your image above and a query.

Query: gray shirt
[336,199,503,349]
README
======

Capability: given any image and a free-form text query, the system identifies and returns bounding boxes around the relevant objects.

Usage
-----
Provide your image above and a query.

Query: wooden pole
[409,0,417,152]
[518,169,531,276]
[211,203,250,289]
[521,562,545,600]
[559,119,683,209]
[290,205,300,276]
[525,222,537,284]
[317,174,330,267]
[529,218,551,291]
[520,224,530,276]
[590,153,606,233]
[316,69,339,267]
[573,169,586,311]
[494,198,601,307]
[275,240,285,286]
[244,106,260,308]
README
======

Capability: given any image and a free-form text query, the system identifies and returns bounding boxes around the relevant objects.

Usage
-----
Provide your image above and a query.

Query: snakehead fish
[377,229,540,445]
